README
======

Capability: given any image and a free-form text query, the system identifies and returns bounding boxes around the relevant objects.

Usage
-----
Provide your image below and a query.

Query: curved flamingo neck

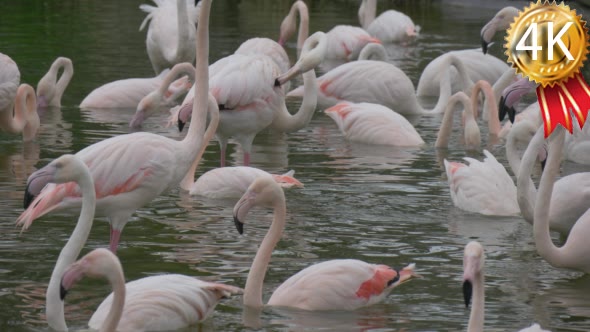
[157,63,195,96]
[435,92,471,148]
[467,269,485,332]
[100,256,126,332]
[179,95,220,190]
[422,55,473,114]
[292,1,309,49]
[516,125,544,225]
[46,167,96,332]
[244,195,287,309]
[358,43,387,61]
[273,69,317,133]
[471,80,501,136]
[534,128,570,268]
[52,58,73,106]
[0,84,39,141]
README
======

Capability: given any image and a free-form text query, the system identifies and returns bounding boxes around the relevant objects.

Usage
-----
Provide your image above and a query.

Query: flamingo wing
[366,10,418,43]
[325,102,424,146]
[17,132,178,229]
[80,74,164,109]
[190,166,271,198]
[88,274,242,332]
[444,150,519,216]
[268,259,397,311]
[326,25,380,61]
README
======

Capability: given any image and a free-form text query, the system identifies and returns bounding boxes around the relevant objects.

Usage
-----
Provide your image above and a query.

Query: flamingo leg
[243,152,250,166]
[109,226,122,253]
[220,147,226,167]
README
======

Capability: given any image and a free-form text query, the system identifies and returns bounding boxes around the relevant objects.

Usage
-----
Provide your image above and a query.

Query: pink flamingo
[532,126,590,274]
[358,0,419,43]
[17,0,217,254]
[61,248,242,331]
[0,84,40,142]
[234,176,418,310]
[80,66,192,112]
[463,241,551,332]
[278,0,381,61]
[480,7,519,54]
[36,57,73,109]
[435,92,481,151]
[0,52,20,112]
[189,166,303,198]
[517,123,590,237]
[176,32,327,167]
[288,53,469,115]
[324,101,424,146]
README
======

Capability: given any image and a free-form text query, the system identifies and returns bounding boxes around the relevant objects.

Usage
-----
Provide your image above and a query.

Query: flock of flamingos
[2,0,590,331]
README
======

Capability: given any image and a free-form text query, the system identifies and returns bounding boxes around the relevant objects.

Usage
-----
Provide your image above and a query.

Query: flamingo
[324,101,424,146]
[463,241,551,332]
[497,76,538,123]
[189,166,303,198]
[36,57,73,109]
[442,126,529,216]
[129,63,195,128]
[28,154,98,331]
[139,0,200,74]
[0,83,40,142]
[288,53,468,115]
[17,0,217,254]
[517,123,590,236]
[435,91,481,151]
[416,49,509,97]
[358,0,419,43]
[480,6,520,54]
[176,32,327,167]
[61,247,242,332]
[531,126,590,274]
[233,176,419,310]
[134,37,289,128]
[278,0,381,61]
[80,67,192,111]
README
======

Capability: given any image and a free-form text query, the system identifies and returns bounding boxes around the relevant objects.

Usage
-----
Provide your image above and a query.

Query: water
[1,0,590,331]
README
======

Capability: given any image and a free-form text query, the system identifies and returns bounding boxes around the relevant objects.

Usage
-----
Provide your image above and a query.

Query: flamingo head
[480,6,519,54]
[176,101,194,132]
[538,143,548,171]
[271,170,304,189]
[498,77,537,123]
[275,32,327,86]
[130,91,164,128]
[60,248,122,300]
[36,80,54,109]
[232,176,285,234]
[24,154,89,209]
[462,241,484,308]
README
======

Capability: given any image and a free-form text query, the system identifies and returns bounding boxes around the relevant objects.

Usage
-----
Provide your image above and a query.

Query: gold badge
[504,1,590,137]
[505,1,588,87]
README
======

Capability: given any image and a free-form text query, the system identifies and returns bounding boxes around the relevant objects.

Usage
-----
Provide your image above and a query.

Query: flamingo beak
[498,95,516,123]
[24,164,56,209]
[481,37,489,54]
[396,263,420,286]
[463,280,473,308]
[60,262,85,301]
[233,215,244,235]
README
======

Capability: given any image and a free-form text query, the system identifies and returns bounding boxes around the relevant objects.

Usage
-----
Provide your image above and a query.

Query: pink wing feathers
[268,259,399,311]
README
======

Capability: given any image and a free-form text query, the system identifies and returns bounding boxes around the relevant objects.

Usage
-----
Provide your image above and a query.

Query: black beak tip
[498,96,507,121]
[462,280,472,308]
[178,117,185,132]
[481,37,488,54]
[508,107,516,124]
[233,215,244,235]
[23,189,35,209]
[274,78,281,87]
[541,158,547,171]
[60,283,68,301]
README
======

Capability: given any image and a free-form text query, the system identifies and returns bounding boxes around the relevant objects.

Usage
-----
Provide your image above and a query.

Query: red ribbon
[536,73,590,138]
